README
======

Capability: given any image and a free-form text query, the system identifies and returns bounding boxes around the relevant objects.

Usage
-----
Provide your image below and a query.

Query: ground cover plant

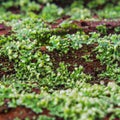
[0,0,120,120]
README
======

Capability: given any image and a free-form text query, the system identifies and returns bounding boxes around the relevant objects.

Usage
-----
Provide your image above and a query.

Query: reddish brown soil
[46,44,104,73]
[50,19,120,35]
[0,98,63,120]
[0,97,62,120]
[49,15,71,29]
[41,44,109,84]
[0,98,52,120]
[104,112,120,120]
[73,20,120,34]
[0,106,52,120]
[1,19,120,37]
[40,46,48,51]
[0,56,15,78]
[0,24,11,36]
[31,87,41,94]
[0,100,118,120]
[7,6,21,14]
[103,105,120,120]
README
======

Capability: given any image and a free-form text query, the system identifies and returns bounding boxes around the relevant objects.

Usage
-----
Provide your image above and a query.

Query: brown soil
[49,15,71,29]
[0,105,119,120]
[0,106,52,120]
[0,56,15,78]
[41,44,108,84]
[0,100,118,120]
[73,20,120,34]
[31,87,41,94]
[49,19,120,35]
[40,46,48,51]
[0,98,63,120]
[102,105,120,120]
[1,19,120,37]
[104,113,120,120]
[7,6,21,14]
[0,98,52,120]
[0,24,11,36]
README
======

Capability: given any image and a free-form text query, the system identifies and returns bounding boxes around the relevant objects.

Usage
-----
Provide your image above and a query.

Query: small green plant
[82,54,93,62]
[41,4,64,22]
[96,25,107,34]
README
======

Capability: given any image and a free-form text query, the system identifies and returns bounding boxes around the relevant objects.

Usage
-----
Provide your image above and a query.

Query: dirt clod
[0,56,15,78]
[0,24,11,36]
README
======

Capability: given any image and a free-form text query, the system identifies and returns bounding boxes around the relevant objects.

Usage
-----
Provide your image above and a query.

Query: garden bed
[0,0,120,120]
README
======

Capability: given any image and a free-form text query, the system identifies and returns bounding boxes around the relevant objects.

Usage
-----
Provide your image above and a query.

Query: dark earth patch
[49,19,120,35]
[73,20,120,34]
[7,6,21,14]
[31,87,41,94]
[49,15,71,29]
[0,99,63,120]
[0,56,15,78]
[0,24,11,36]
[104,112,120,120]
[41,44,109,84]
[0,99,118,120]
[0,106,51,120]
[0,98,52,120]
